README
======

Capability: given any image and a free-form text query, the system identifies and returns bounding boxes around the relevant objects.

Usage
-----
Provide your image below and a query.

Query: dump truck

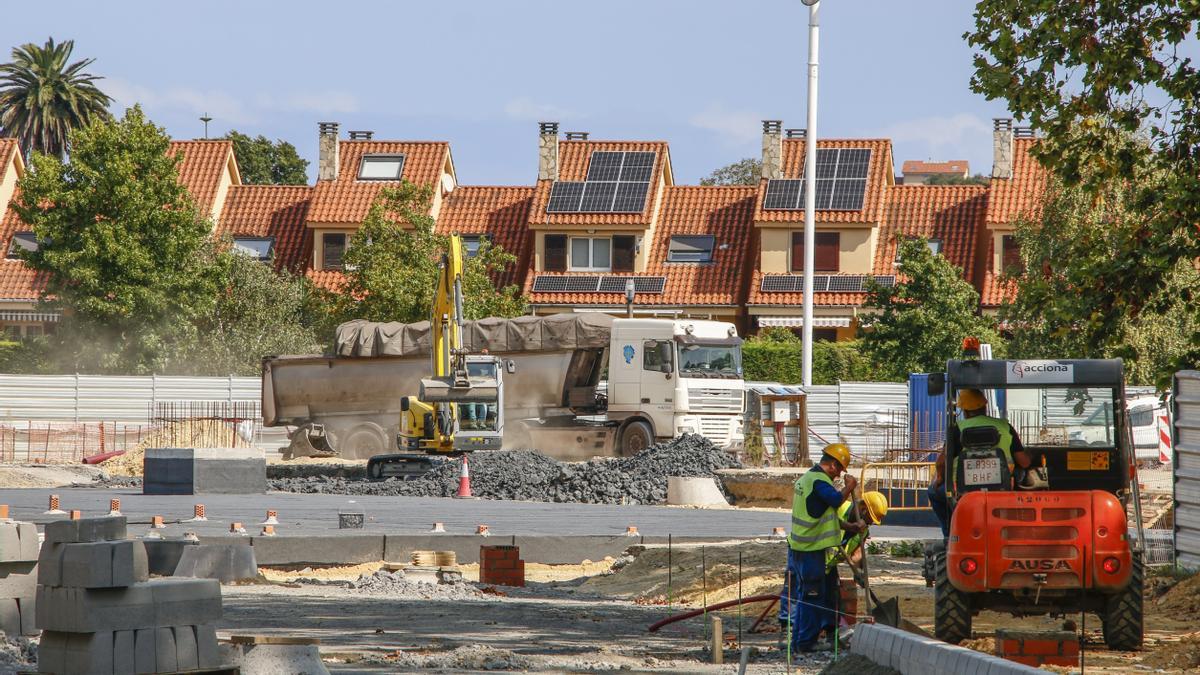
[923,346,1145,650]
[261,313,745,463]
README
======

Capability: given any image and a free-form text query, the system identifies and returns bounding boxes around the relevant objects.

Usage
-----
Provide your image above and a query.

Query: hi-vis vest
[954,414,1015,491]
[825,501,866,571]
[789,469,842,552]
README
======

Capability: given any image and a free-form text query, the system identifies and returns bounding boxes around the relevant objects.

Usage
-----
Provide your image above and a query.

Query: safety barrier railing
[858,461,936,511]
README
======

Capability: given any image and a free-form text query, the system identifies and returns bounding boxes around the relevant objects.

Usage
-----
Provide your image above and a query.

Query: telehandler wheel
[934,550,972,644]
[1101,553,1144,651]
[619,420,653,457]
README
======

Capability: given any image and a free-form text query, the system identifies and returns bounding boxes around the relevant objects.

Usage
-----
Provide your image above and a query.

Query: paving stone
[0,560,37,597]
[45,516,126,545]
[61,540,149,589]
[114,629,135,674]
[155,626,177,673]
[134,627,156,674]
[0,521,38,563]
[36,578,220,632]
[197,623,221,668]
[174,625,199,671]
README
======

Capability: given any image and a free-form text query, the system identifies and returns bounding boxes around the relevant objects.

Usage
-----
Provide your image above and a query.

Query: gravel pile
[270,433,741,505]
[344,569,491,601]
[0,632,37,672]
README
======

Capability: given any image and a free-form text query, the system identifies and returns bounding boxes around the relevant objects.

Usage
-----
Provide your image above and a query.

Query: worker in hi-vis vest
[778,443,865,654]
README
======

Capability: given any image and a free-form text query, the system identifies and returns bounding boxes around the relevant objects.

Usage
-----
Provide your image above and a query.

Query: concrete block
[134,627,156,674]
[37,630,69,674]
[174,625,199,671]
[173,543,258,583]
[36,578,220,632]
[18,595,33,636]
[238,643,329,675]
[150,578,223,628]
[144,447,267,495]
[60,540,149,588]
[0,521,38,563]
[114,629,135,675]
[38,631,116,675]
[142,538,199,576]
[155,626,178,673]
[44,516,126,545]
[0,560,37,597]
[666,476,730,506]
[254,534,383,566]
[197,623,220,668]
[38,542,64,587]
[0,595,35,637]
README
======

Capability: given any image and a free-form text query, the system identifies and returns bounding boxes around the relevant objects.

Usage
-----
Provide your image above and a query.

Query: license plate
[964,457,1001,485]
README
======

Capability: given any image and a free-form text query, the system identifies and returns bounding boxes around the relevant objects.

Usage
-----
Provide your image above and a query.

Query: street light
[800,0,820,387]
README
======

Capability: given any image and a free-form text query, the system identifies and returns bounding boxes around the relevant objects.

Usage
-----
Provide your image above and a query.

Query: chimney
[564,131,589,141]
[538,122,559,181]
[318,122,340,181]
[761,120,783,180]
[348,130,374,140]
[992,118,1013,180]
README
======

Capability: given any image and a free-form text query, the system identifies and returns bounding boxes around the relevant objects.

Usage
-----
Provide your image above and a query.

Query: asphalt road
[0,487,940,540]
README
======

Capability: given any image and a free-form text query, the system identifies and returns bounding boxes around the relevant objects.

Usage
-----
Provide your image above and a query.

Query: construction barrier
[858,461,938,527]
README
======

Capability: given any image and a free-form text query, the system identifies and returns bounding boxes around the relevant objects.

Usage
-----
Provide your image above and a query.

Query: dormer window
[894,237,943,262]
[232,237,274,261]
[357,154,405,181]
[462,234,489,258]
[6,232,38,258]
[667,235,715,263]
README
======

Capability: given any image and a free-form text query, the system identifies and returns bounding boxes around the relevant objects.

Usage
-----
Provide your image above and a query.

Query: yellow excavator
[366,234,502,479]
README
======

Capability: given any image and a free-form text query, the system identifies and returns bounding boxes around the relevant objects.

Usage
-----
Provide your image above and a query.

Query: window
[545,234,567,272]
[570,237,611,271]
[894,237,942,261]
[667,235,715,263]
[322,233,347,270]
[612,235,635,272]
[461,235,488,258]
[1002,235,1022,273]
[6,232,37,259]
[24,325,42,338]
[643,340,673,373]
[232,237,274,261]
[791,232,840,272]
[2,326,18,339]
[813,328,838,342]
[357,154,405,181]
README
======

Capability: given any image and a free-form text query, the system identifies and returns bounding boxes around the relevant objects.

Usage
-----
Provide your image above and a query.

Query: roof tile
[216,185,314,274]
[986,138,1046,224]
[168,140,234,217]
[437,186,534,289]
[754,138,894,225]
[901,160,969,175]
[0,205,47,301]
[307,141,450,225]
[528,140,670,227]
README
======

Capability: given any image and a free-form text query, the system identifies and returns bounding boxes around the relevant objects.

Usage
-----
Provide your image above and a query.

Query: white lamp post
[800,0,820,387]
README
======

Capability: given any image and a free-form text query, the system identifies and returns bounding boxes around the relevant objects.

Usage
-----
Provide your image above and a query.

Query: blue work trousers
[778,548,836,652]
[927,482,949,537]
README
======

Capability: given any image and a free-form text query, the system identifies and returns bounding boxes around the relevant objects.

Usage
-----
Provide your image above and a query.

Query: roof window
[232,237,274,261]
[6,232,38,259]
[667,235,715,263]
[357,154,405,181]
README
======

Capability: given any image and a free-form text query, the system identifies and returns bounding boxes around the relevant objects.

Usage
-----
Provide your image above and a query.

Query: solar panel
[836,149,871,178]
[762,148,872,212]
[586,152,624,181]
[873,275,896,287]
[531,275,666,294]
[827,179,866,210]
[547,182,586,212]
[612,182,649,212]
[827,275,863,292]
[761,274,887,293]
[760,275,798,292]
[599,276,666,293]
[763,179,803,209]
[619,152,655,182]
[580,181,618,212]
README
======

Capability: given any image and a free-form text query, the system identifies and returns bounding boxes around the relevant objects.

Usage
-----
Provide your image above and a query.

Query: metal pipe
[801,0,820,387]
[648,594,777,632]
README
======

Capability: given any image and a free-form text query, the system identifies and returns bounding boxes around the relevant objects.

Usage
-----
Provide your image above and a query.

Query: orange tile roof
[216,185,314,274]
[526,186,756,307]
[307,141,451,225]
[979,236,1017,308]
[306,269,346,292]
[754,138,894,225]
[901,160,969,175]
[528,140,670,227]
[437,186,534,289]
[0,205,47,301]
[168,140,235,217]
[986,138,1047,225]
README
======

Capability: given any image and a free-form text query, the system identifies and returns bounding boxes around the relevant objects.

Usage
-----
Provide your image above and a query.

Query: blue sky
[3,0,1011,184]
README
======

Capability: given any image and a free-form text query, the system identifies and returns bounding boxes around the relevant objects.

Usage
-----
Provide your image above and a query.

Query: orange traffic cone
[455,455,473,498]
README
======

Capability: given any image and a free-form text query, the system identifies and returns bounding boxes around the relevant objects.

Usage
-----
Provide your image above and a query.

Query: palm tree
[0,38,112,158]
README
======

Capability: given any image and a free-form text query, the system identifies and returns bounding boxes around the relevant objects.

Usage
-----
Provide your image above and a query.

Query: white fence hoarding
[1173,371,1200,568]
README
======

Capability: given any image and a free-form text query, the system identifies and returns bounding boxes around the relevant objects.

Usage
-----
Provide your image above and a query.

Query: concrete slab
[173,544,258,583]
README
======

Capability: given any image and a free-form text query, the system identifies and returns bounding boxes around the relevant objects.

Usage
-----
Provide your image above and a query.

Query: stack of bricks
[837,579,857,626]
[994,629,1080,668]
[0,509,40,636]
[479,546,525,587]
[36,516,224,674]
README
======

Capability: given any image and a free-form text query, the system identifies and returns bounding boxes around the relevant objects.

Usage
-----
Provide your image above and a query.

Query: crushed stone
[341,569,493,601]
[0,632,37,671]
[368,645,534,671]
[269,433,741,505]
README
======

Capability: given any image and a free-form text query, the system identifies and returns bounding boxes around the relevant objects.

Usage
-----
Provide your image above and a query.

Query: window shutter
[1002,235,1022,273]
[612,235,635,272]
[545,234,567,272]
[791,232,840,272]
[790,232,804,273]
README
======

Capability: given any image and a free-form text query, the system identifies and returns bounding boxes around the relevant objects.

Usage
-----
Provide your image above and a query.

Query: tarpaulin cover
[334,313,615,357]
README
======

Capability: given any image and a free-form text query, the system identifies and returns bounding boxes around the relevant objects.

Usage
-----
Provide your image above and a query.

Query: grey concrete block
[155,627,177,673]
[0,522,38,563]
[0,595,35,637]
[174,625,199,671]
[44,516,126,545]
[144,447,267,495]
[255,534,383,566]
[38,631,116,675]
[173,543,258,583]
[18,595,33,636]
[0,560,37,597]
[37,630,69,674]
[60,540,149,589]
[197,623,220,668]
[114,629,135,675]
[134,627,156,674]
[142,538,199,576]
[38,541,64,587]
[151,578,223,628]
[36,578,220,632]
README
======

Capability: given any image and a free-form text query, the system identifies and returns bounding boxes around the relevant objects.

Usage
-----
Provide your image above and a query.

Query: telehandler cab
[923,343,1145,651]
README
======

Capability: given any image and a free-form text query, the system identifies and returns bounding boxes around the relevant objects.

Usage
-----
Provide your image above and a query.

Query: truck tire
[934,550,972,644]
[339,423,387,460]
[619,420,653,457]
[1102,553,1144,651]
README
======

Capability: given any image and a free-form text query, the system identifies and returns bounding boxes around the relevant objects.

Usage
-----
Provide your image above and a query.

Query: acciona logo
[1007,360,1074,383]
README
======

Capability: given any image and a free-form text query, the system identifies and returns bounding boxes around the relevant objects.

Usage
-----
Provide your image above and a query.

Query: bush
[0,338,51,374]
[742,338,875,385]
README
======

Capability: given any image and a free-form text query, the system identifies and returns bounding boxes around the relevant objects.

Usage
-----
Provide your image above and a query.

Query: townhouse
[0,118,1044,339]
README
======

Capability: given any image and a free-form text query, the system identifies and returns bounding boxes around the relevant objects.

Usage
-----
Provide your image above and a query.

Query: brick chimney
[318,122,340,181]
[992,118,1013,180]
[761,120,783,180]
[538,122,559,181]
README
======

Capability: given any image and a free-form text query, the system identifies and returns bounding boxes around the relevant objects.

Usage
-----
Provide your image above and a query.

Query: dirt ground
[0,463,106,488]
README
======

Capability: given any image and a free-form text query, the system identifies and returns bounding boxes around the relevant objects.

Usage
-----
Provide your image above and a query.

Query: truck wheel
[619,421,653,457]
[340,423,387,460]
[1102,553,1144,651]
[934,550,972,644]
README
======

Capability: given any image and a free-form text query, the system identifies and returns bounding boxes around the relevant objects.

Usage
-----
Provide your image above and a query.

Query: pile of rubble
[345,569,491,600]
[270,434,741,504]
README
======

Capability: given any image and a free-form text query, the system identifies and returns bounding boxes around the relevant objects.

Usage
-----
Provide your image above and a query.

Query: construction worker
[779,443,865,654]
[828,491,889,574]
[928,388,1031,535]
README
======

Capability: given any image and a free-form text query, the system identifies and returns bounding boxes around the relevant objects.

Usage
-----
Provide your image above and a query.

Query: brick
[175,625,199,671]
[114,629,135,674]
[1021,638,1063,656]
[196,623,220,668]
[0,560,37,597]
[155,626,178,673]
[997,638,1021,655]
[1060,639,1080,656]
[134,627,156,674]
[0,521,38,563]
[485,557,516,571]
[1042,654,1079,667]
[1002,655,1041,667]
[45,516,126,545]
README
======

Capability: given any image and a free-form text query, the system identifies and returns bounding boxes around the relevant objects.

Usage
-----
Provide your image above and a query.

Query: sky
[2,0,1013,185]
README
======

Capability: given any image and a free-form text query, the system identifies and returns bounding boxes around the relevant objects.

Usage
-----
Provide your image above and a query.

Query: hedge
[742,339,876,385]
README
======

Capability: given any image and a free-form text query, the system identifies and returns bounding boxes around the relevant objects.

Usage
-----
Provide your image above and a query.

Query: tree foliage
[967,1,1200,385]
[224,130,309,185]
[0,37,111,158]
[332,182,527,324]
[14,106,221,374]
[858,238,1000,380]
[923,173,990,186]
[700,158,762,186]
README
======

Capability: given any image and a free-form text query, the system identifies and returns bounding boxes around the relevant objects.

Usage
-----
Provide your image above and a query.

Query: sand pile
[1151,571,1200,621]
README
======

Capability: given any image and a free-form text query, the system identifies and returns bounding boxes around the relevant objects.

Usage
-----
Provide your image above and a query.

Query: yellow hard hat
[822,443,851,470]
[957,388,987,411]
[862,491,888,525]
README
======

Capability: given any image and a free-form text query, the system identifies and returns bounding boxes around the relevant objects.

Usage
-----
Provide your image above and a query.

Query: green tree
[224,131,309,185]
[924,173,990,186]
[700,158,762,186]
[13,106,220,374]
[184,251,324,375]
[858,237,999,380]
[967,1,1200,386]
[0,38,111,158]
[333,181,527,323]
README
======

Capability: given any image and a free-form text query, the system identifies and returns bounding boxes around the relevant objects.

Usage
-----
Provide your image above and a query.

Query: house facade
[0,118,1041,339]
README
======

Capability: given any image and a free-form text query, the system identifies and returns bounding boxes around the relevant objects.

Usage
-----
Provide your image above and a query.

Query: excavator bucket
[419,376,499,404]
[283,423,337,460]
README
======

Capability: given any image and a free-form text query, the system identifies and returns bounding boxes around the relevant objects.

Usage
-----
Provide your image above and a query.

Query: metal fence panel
[1174,371,1200,569]
[804,385,840,460]
[0,374,263,423]
[836,381,909,460]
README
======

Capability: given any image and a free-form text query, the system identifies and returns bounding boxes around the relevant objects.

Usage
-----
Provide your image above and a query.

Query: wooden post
[710,615,723,664]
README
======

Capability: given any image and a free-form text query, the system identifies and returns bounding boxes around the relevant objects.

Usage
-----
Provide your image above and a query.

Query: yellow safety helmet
[862,491,889,525]
[822,443,852,470]
[956,388,987,412]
